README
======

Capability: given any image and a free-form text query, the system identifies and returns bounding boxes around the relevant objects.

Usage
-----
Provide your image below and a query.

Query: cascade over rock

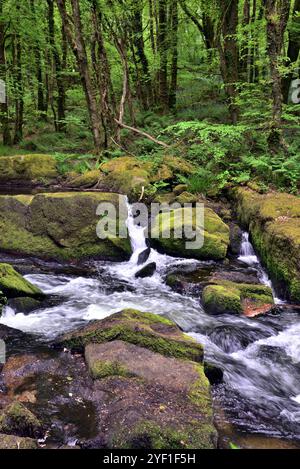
[233,188,300,302]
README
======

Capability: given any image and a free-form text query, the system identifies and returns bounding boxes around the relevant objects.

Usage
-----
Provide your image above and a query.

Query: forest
[0,0,300,454]
[0,0,299,194]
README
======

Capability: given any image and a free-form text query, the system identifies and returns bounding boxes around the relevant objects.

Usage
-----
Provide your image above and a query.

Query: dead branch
[114,119,170,148]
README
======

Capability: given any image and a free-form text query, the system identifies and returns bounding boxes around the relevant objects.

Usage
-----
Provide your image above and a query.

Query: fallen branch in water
[114,119,170,148]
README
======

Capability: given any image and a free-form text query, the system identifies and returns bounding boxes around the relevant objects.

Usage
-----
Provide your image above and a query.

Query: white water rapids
[0,207,300,439]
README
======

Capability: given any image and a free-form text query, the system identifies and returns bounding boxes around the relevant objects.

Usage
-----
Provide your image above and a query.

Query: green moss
[0,402,43,438]
[175,192,198,205]
[119,309,174,326]
[113,420,215,449]
[0,263,44,299]
[65,325,202,361]
[88,360,132,380]
[151,207,230,261]
[202,285,242,315]
[234,188,300,302]
[0,154,58,184]
[0,434,38,449]
[188,364,213,419]
[202,280,274,315]
[0,193,131,261]
[67,170,101,188]
[61,309,204,362]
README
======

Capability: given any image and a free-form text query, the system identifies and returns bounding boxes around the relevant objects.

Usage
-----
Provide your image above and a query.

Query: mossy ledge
[233,187,300,302]
[58,309,204,362]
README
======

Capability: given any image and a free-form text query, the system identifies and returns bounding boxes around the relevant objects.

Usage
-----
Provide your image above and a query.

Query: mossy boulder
[0,433,38,449]
[175,191,198,205]
[58,308,204,362]
[0,192,131,261]
[151,207,230,260]
[233,188,300,302]
[66,170,101,189]
[0,402,43,438]
[202,280,274,316]
[93,155,197,199]
[0,263,43,299]
[0,154,58,186]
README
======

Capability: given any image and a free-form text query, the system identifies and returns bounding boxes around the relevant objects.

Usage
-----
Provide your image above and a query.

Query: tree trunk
[0,0,11,145]
[131,0,151,109]
[157,0,169,111]
[282,0,300,103]
[47,0,66,132]
[217,0,240,124]
[169,0,178,109]
[13,24,24,144]
[265,0,290,148]
[56,0,102,151]
[30,0,47,119]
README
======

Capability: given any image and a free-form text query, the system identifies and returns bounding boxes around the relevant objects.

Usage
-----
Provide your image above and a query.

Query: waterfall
[238,232,283,305]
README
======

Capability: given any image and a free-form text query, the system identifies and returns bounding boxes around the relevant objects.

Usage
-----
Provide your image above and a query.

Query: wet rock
[204,362,223,385]
[210,269,260,285]
[233,187,300,302]
[0,433,38,449]
[58,309,204,362]
[137,247,151,265]
[207,325,268,353]
[93,373,216,449]
[0,263,44,299]
[0,193,131,262]
[85,340,203,393]
[135,262,156,278]
[202,280,274,316]
[8,297,43,314]
[151,207,230,261]
[229,223,243,255]
[0,402,43,438]
[0,154,58,186]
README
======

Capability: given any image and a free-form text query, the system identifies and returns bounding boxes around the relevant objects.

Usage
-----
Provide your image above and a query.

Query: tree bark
[47,0,66,132]
[217,0,240,124]
[56,0,102,151]
[282,0,300,102]
[169,0,178,109]
[13,22,24,144]
[0,0,11,145]
[265,0,290,147]
[131,0,151,109]
[157,0,169,111]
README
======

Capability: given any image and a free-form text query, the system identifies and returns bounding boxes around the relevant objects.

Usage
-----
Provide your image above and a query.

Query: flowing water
[1,205,300,443]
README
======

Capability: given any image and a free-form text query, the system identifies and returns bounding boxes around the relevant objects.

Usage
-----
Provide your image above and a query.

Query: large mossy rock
[233,188,300,302]
[66,309,216,449]
[0,192,131,261]
[0,154,58,186]
[84,340,216,449]
[202,280,274,316]
[93,155,196,198]
[0,263,43,299]
[58,308,204,362]
[151,207,230,260]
